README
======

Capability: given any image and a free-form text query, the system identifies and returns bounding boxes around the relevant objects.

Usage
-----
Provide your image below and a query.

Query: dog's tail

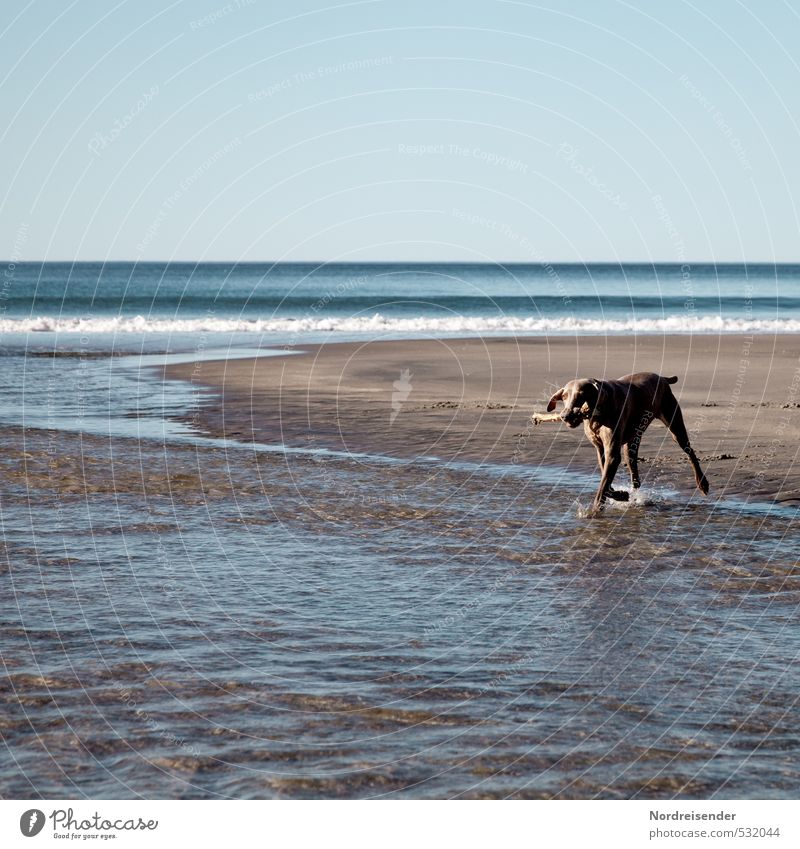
[664,375,678,384]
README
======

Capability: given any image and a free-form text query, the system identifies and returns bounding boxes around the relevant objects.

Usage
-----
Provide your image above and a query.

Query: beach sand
[166,334,800,505]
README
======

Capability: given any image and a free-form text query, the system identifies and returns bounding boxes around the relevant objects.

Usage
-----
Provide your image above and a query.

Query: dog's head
[546,378,607,428]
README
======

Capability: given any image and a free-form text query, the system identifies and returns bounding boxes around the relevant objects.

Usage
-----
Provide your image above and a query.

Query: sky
[1,0,799,263]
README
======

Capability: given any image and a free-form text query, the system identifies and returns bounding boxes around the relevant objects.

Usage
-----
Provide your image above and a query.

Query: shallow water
[1,386,799,798]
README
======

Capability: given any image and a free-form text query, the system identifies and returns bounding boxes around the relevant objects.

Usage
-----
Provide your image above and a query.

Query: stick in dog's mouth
[530,411,563,425]
[531,402,590,426]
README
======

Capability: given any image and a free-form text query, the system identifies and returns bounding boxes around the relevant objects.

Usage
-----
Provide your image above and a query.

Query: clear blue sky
[1,0,799,262]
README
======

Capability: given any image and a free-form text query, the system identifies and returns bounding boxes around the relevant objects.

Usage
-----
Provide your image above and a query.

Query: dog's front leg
[593,443,622,509]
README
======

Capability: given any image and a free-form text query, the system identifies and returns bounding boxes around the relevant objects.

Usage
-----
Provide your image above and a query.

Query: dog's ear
[546,387,565,412]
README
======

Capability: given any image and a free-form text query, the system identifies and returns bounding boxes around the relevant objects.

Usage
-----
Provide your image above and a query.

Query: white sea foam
[2,314,800,334]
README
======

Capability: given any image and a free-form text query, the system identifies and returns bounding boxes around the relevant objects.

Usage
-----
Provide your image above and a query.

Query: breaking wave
[3,314,800,334]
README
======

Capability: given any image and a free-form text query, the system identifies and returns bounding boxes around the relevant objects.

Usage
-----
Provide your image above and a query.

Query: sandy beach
[167,334,800,506]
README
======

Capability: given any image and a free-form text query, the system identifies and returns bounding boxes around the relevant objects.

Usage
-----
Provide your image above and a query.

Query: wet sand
[166,334,800,505]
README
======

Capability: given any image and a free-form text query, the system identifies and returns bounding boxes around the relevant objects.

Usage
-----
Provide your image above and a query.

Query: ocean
[1,261,799,340]
[1,262,799,799]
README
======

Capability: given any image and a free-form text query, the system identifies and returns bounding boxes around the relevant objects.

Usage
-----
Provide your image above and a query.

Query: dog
[545,372,709,509]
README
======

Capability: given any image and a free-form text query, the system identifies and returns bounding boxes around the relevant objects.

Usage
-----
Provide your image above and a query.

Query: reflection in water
[1,417,798,799]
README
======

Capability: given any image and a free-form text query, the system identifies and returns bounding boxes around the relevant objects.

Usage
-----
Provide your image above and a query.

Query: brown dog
[545,372,709,508]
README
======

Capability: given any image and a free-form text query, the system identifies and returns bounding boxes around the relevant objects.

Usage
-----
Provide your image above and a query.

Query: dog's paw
[698,476,710,495]
[606,488,630,502]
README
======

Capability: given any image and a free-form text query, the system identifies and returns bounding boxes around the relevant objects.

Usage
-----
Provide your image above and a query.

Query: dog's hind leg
[658,392,709,495]
[623,442,641,489]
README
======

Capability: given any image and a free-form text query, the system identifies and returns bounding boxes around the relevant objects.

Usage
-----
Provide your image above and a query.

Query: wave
[2,313,800,335]
[4,313,800,334]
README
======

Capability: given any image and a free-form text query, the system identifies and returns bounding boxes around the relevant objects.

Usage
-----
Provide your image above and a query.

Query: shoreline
[165,334,800,506]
